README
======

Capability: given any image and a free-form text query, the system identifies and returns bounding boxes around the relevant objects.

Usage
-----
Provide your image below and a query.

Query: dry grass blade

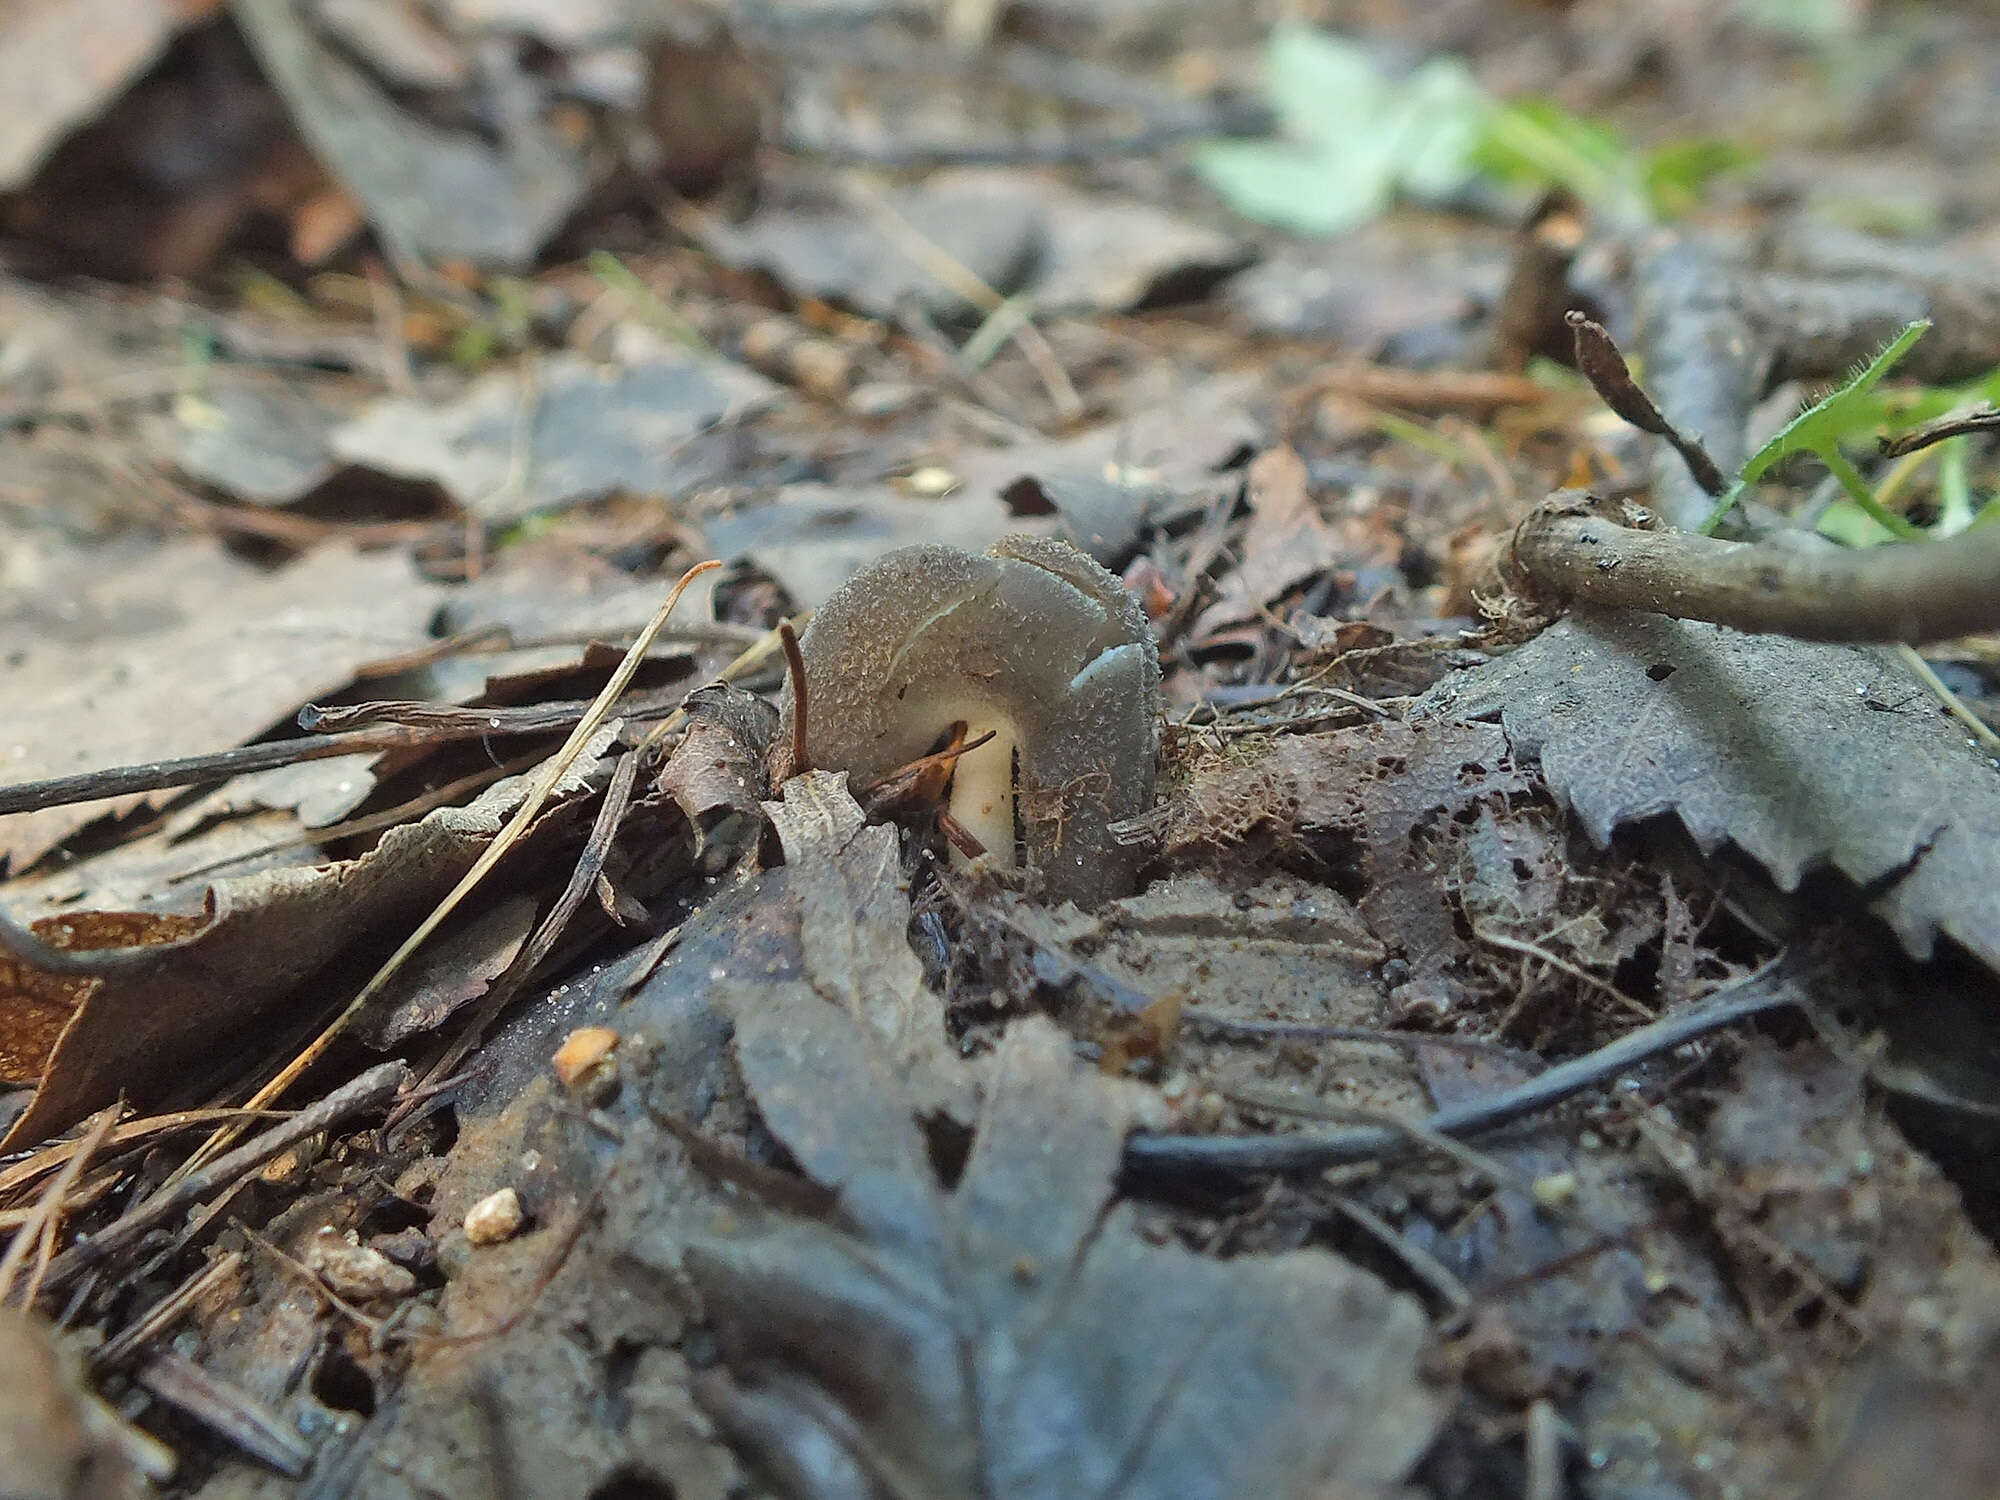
[636,615,798,757]
[0,1102,120,1307]
[400,747,645,1108]
[0,1107,286,1202]
[41,1062,409,1293]
[181,560,719,1173]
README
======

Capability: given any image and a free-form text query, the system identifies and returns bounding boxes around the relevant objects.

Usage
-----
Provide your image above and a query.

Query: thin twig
[92,1250,244,1371]
[402,748,646,1110]
[136,1349,312,1477]
[40,1061,409,1291]
[844,177,1083,422]
[297,683,688,735]
[0,1103,120,1306]
[1879,405,2000,459]
[1327,1193,1474,1314]
[0,1108,283,1201]
[1895,644,2000,752]
[779,620,811,775]
[1124,956,1794,1176]
[636,619,797,759]
[1472,923,1655,1022]
[1183,1011,1539,1068]
[236,1224,382,1339]
[166,749,545,885]
[1223,1082,1534,1198]
[0,726,435,819]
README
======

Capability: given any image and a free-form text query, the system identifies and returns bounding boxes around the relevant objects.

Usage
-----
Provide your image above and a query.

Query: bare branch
[1510,493,2000,644]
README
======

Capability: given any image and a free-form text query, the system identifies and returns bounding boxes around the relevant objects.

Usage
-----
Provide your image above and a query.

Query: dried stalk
[1511,495,2000,645]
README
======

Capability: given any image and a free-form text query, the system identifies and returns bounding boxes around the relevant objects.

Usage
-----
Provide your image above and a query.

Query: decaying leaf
[352,892,538,1050]
[163,383,346,506]
[658,683,775,827]
[1193,445,1344,637]
[1156,717,1535,1012]
[0,0,194,191]
[231,0,588,268]
[692,1015,1444,1500]
[753,770,966,1118]
[0,538,447,870]
[702,170,1246,325]
[1192,440,1400,640]
[1434,611,2000,973]
[331,350,779,523]
[677,773,1447,1496]
[0,754,607,1150]
[0,1308,169,1499]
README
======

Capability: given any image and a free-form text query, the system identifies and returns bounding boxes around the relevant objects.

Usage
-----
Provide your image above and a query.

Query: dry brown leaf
[0,538,446,870]
[0,767,594,1150]
[1192,445,1342,638]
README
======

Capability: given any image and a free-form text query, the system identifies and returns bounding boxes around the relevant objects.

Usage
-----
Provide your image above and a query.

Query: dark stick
[779,620,811,776]
[1512,496,2000,644]
[298,684,688,734]
[39,1062,409,1288]
[1123,958,1793,1176]
[0,727,435,817]
[1879,405,2000,459]
[0,686,690,819]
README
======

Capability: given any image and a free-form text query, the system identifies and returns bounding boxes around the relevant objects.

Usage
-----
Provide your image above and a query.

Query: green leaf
[1474,97,1754,223]
[1736,0,1863,42]
[1474,99,1636,216]
[1194,27,1488,235]
[1701,319,1931,536]
[1641,138,1760,219]
[1816,500,1902,548]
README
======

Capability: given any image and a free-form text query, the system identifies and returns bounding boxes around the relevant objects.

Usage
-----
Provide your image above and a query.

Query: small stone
[1530,1171,1578,1210]
[901,465,958,497]
[464,1188,525,1247]
[368,1227,434,1271]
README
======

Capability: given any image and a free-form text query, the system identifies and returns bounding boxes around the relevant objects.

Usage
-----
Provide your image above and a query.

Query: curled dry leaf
[0,539,446,871]
[0,766,599,1150]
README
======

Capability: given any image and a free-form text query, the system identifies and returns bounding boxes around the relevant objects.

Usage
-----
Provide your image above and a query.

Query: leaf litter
[697,773,1444,1499]
[4,4,2000,1498]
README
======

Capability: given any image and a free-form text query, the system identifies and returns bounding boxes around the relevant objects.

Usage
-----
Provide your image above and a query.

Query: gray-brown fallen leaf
[690,1012,1444,1500]
[0,754,606,1150]
[1433,611,2000,974]
[0,536,446,870]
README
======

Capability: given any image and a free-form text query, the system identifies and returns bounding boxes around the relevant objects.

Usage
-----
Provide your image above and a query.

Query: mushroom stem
[946,721,1017,870]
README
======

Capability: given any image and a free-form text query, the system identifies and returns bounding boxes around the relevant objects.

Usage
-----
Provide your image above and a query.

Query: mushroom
[783,534,1161,907]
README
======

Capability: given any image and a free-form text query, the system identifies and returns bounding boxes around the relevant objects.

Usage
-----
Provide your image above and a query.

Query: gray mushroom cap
[785,534,1161,907]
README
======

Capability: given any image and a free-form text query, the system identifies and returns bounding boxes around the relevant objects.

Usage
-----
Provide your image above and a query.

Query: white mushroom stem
[948,718,1018,869]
